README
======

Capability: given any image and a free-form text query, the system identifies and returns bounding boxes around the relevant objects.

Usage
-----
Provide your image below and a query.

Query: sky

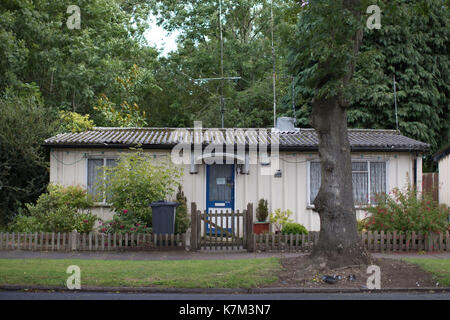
[144,15,180,56]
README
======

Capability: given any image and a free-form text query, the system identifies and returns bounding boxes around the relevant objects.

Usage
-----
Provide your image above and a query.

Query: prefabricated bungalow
[434,144,450,207]
[43,118,430,231]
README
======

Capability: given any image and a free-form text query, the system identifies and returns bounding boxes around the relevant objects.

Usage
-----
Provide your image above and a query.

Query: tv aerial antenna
[194,0,241,128]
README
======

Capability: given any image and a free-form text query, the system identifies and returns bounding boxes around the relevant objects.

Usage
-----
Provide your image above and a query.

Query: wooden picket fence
[1,229,448,253]
[361,230,450,253]
[0,231,186,251]
[253,231,450,253]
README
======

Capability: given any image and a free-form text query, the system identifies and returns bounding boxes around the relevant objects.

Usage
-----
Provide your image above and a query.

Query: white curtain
[310,162,321,204]
[310,161,386,206]
[352,162,368,204]
[87,159,104,199]
[105,159,117,202]
[88,159,117,202]
[370,162,386,202]
[352,172,368,204]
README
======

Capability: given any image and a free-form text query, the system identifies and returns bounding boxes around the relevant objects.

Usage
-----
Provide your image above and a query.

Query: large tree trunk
[309,0,371,268]
[310,97,371,268]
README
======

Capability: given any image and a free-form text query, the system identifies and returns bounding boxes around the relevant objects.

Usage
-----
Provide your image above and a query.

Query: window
[309,160,387,206]
[87,158,117,202]
[309,162,321,205]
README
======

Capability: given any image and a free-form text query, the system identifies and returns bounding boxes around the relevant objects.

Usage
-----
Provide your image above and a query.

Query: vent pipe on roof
[275,117,296,132]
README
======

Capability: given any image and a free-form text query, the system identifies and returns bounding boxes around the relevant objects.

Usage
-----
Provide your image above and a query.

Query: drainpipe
[415,153,423,196]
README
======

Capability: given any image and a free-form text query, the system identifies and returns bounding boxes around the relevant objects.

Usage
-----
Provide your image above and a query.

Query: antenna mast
[194,0,240,128]
[219,0,225,128]
[271,0,276,127]
[292,76,296,123]
[393,74,399,132]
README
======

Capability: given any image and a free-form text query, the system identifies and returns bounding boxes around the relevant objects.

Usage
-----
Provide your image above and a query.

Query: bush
[357,219,367,232]
[8,184,96,233]
[0,86,56,226]
[256,199,269,222]
[364,184,450,234]
[98,150,182,228]
[99,209,152,234]
[57,111,94,133]
[8,214,42,233]
[175,186,190,234]
[281,222,308,235]
[269,209,293,233]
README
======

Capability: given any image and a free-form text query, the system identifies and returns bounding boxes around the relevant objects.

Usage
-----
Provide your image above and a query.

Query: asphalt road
[0,291,449,300]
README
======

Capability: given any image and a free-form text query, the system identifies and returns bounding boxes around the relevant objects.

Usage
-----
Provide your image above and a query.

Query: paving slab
[373,252,450,260]
[0,250,448,261]
[0,250,306,261]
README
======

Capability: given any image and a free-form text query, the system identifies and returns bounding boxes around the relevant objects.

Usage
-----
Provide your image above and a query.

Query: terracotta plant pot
[253,222,270,235]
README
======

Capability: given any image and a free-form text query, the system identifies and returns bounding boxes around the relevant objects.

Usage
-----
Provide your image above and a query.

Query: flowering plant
[97,151,182,226]
[364,184,449,234]
[100,209,152,234]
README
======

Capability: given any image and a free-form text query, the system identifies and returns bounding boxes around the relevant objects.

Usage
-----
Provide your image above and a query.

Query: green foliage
[0,0,158,116]
[256,199,269,222]
[288,0,449,169]
[175,186,190,234]
[99,209,152,234]
[58,111,94,133]
[364,185,449,234]
[288,0,365,101]
[98,150,183,226]
[0,85,56,226]
[269,208,293,233]
[7,214,42,233]
[8,184,96,233]
[147,0,295,128]
[281,222,308,235]
[349,0,450,170]
[357,219,367,232]
[94,64,155,127]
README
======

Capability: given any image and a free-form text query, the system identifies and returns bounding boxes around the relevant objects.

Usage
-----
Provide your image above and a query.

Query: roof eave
[42,143,429,153]
[433,144,450,162]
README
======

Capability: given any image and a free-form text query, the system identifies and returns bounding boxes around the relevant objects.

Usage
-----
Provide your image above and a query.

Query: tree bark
[310,97,371,268]
[309,0,371,268]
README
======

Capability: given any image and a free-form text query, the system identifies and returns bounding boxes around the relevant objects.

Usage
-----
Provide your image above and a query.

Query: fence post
[71,230,78,251]
[446,231,449,252]
[190,202,198,251]
[246,203,254,252]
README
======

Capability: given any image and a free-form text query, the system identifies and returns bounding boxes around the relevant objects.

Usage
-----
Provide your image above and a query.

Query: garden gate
[190,203,254,251]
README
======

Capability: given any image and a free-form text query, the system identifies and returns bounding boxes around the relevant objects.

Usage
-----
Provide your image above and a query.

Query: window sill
[92,202,112,208]
[307,205,372,210]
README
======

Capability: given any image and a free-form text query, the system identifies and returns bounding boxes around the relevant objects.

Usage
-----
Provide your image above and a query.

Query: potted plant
[253,199,270,234]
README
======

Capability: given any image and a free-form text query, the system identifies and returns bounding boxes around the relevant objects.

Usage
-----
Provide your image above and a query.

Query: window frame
[307,159,389,208]
[86,157,118,205]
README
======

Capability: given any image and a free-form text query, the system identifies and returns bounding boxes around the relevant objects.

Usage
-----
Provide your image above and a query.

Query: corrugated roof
[43,127,430,152]
[433,143,450,162]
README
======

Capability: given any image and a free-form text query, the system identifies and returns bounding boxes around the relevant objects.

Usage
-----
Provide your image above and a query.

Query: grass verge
[0,258,280,288]
[404,258,450,286]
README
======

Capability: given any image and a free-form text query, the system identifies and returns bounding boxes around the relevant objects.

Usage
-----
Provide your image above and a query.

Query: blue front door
[206,164,235,235]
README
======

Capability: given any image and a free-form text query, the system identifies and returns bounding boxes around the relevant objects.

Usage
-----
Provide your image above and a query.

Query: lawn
[0,258,281,288]
[404,258,450,286]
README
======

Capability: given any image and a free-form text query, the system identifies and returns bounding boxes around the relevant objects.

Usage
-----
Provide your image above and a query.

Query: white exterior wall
[50,148,419,230]
[438,154,450,207]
